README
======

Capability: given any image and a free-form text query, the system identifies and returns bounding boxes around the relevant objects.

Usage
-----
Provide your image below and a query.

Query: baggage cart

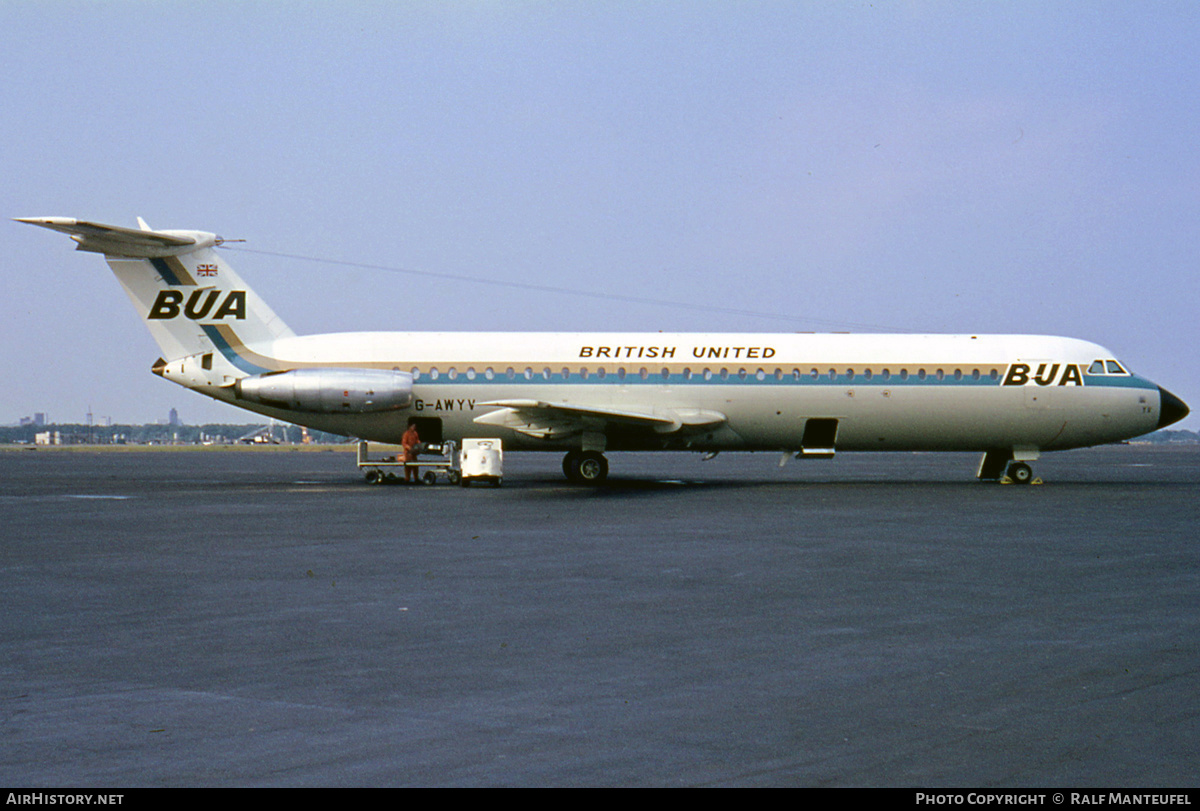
[357,439,461,485]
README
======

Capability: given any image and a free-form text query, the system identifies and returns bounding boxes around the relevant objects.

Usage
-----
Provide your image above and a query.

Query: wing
[474,399,726,440]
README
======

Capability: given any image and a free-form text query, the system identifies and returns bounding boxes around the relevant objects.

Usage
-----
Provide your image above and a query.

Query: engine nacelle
[233,368,414,413]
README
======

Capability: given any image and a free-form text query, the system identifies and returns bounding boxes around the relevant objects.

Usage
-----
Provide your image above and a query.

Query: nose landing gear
[1005,461,1034,485]
[977,451,1043,485]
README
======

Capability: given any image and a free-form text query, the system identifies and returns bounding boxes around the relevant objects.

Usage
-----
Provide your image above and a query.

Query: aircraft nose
[1158,387,1190,429]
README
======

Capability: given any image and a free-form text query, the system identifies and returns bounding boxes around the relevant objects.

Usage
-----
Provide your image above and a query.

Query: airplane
[18,216,1189,484]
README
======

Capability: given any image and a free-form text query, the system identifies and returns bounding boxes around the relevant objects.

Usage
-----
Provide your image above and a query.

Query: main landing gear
[562,450,608,484]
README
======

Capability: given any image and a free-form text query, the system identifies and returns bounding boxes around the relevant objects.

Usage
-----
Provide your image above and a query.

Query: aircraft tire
[575,451,608,484]
[562,451,582,482]
[1007,462,1033,485]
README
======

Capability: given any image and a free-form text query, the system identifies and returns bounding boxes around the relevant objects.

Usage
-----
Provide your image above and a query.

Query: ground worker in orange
[401,422,421,483]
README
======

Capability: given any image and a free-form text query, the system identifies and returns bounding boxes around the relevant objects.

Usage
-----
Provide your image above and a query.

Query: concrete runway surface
[1,444,1197,787]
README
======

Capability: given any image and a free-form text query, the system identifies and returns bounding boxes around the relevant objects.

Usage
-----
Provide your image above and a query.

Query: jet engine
[233,368,414,413]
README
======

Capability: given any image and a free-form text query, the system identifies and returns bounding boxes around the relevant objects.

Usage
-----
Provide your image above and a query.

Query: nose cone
[1158,387,1190,429]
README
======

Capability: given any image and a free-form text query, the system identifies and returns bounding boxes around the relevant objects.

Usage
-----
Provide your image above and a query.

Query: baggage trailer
[357,440,461,485]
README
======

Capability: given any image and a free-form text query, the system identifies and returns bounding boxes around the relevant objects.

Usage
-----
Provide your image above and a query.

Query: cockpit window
[1088,360,1105,374]
[1106,360,1127,374]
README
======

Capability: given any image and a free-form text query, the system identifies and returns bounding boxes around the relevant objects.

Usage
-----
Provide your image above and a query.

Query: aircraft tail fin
[18,217,294,362]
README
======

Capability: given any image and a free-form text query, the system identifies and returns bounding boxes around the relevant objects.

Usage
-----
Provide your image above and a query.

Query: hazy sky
[4,2,1197,427]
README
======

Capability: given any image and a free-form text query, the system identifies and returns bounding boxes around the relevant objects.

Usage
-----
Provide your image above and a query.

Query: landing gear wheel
[1007,462,1033,485]
[562,450,608,484]
[576,451,609,484]
[562,451,581,481]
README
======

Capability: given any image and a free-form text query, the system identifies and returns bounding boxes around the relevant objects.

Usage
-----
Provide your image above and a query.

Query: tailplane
[17,217,294,361]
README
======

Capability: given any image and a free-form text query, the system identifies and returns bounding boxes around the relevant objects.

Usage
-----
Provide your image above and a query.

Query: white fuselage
[164,329,1165,453]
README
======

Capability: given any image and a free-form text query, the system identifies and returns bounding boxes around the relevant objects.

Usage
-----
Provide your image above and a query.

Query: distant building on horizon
[34,430,61,446]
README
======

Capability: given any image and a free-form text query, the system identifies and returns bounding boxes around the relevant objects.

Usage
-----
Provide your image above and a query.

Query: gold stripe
[163,255,197,286]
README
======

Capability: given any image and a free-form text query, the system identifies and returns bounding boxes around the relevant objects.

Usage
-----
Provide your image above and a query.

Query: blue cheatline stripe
[408,371,1007,387]
[149,257,187,286]
[200,325,273,375]
[1083,374,1159,390]
[403,370,1158,391]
